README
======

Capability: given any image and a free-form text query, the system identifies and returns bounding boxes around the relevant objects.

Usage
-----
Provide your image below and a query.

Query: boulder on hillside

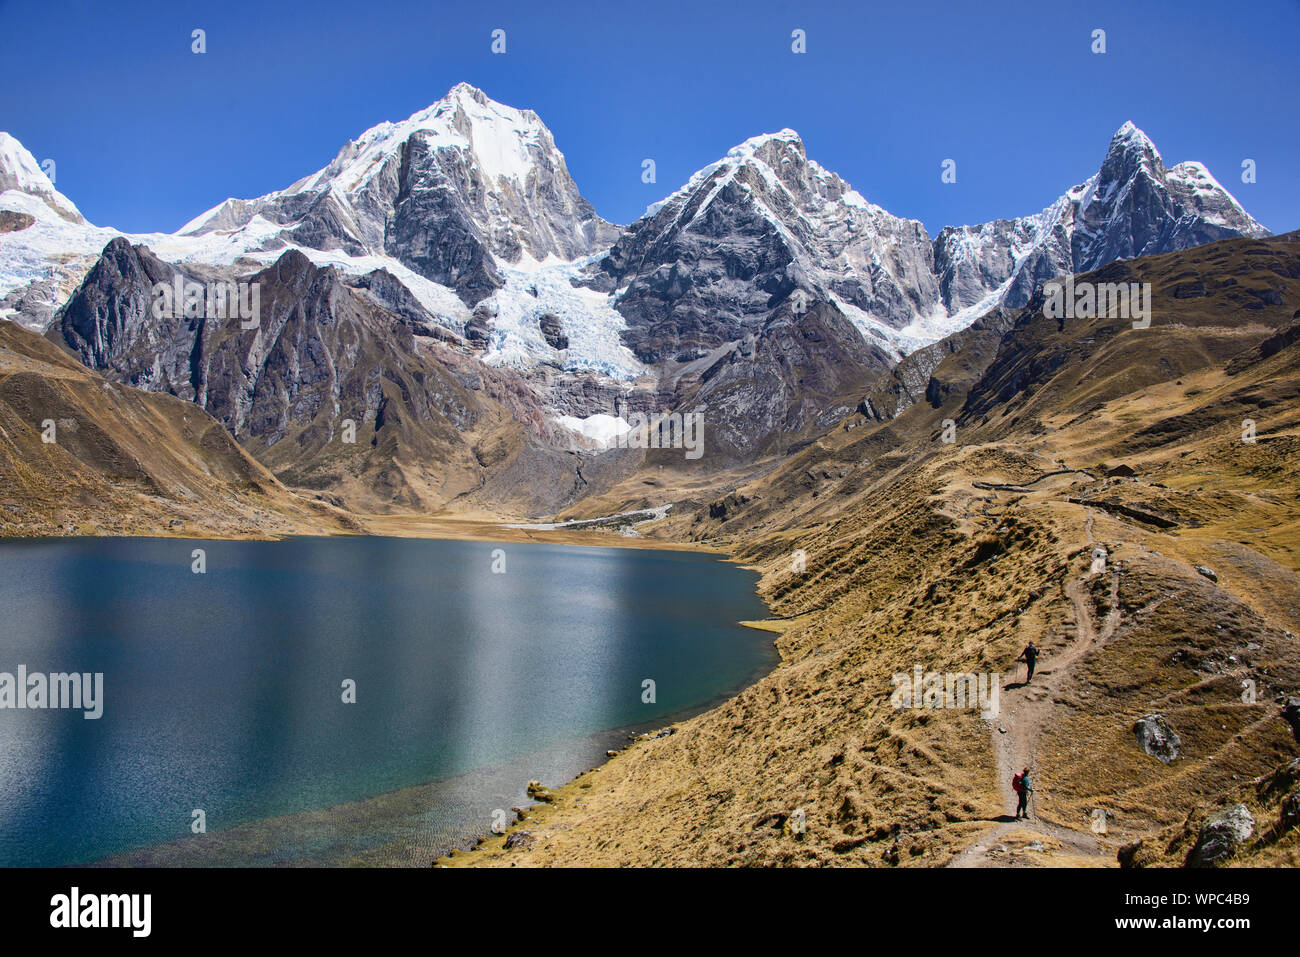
[1186,804,1255,867]
[1117,839,1144,868]
[1134,714,1182,763]
[503,830,534,850]
[525,780,554,803]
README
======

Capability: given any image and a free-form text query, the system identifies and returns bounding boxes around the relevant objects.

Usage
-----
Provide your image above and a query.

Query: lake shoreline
[1,508,723,554]
[0,532,781,867]
[88,649,780,868]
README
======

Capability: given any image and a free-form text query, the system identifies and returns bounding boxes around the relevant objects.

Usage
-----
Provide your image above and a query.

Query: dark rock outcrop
[1283,697,1300,744]
[1186,804,1255,867]
[538,312,568,351]
[47,241,591,512]
[1134,714,1182,763]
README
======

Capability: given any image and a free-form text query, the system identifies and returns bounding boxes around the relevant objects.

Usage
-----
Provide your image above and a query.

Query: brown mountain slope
[0,320,356,537]
[450,232,1300,868]
[50,241,645,517]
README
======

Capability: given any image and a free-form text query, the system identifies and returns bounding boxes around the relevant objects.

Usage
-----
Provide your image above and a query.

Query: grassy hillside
[0,320,357,538]
[450,233,1300,867]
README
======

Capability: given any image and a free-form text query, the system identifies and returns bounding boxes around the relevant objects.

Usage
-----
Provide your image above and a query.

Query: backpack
[1012,773,1025,793]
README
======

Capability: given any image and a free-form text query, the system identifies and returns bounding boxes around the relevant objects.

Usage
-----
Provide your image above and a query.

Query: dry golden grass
[0,320,358,539]
[450,236,1300,868]
[8,234,1299,869]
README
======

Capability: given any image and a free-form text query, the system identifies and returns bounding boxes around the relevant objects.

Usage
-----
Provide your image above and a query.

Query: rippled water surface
[0,536,774,865]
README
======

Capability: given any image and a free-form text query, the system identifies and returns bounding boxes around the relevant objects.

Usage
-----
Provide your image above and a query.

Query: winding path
[949,509,1118,867]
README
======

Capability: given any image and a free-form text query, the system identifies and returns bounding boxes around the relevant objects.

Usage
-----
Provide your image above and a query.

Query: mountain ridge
[1,85,1278,506]
[2,86,1267,351]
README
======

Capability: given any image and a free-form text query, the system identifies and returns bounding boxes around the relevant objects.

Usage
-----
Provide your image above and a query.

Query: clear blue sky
[2,0,1296,235]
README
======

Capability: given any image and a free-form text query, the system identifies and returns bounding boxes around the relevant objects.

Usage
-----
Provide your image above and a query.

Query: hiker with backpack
[1016,641,1039,683]
[1013,767,1034,819]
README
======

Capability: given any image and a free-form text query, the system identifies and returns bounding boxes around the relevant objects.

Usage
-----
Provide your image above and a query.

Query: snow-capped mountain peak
[2,104,1276,438]
[647,128,887,223]
[934,121,1268,315]
[181,83,551,233]
[597,126,944,363]
[175,84,618,306]
[279,82,551,202]
[643,128,803,218]
[4,102,1281,478]
[1110,120,1158,153]
[0,131,84,224]
[1094,120,1165,189]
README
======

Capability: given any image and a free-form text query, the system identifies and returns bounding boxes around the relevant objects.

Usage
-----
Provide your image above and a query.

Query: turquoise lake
[0,536,774,866]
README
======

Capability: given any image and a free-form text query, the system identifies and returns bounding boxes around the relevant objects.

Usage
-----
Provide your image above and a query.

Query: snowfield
[0,99,1268,396]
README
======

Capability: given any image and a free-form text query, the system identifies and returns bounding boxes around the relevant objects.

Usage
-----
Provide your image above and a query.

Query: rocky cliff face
[0,317,353,538]
[13,91,1276,502]
[932,123,1269,316]
[590,130,940,364]
[676,299,896,461]
[180,83,619,305]
[49,240,639,513]
[54,237,178,381]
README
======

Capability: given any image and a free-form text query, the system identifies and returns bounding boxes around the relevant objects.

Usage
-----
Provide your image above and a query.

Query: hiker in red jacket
[1013,767,1034,819]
